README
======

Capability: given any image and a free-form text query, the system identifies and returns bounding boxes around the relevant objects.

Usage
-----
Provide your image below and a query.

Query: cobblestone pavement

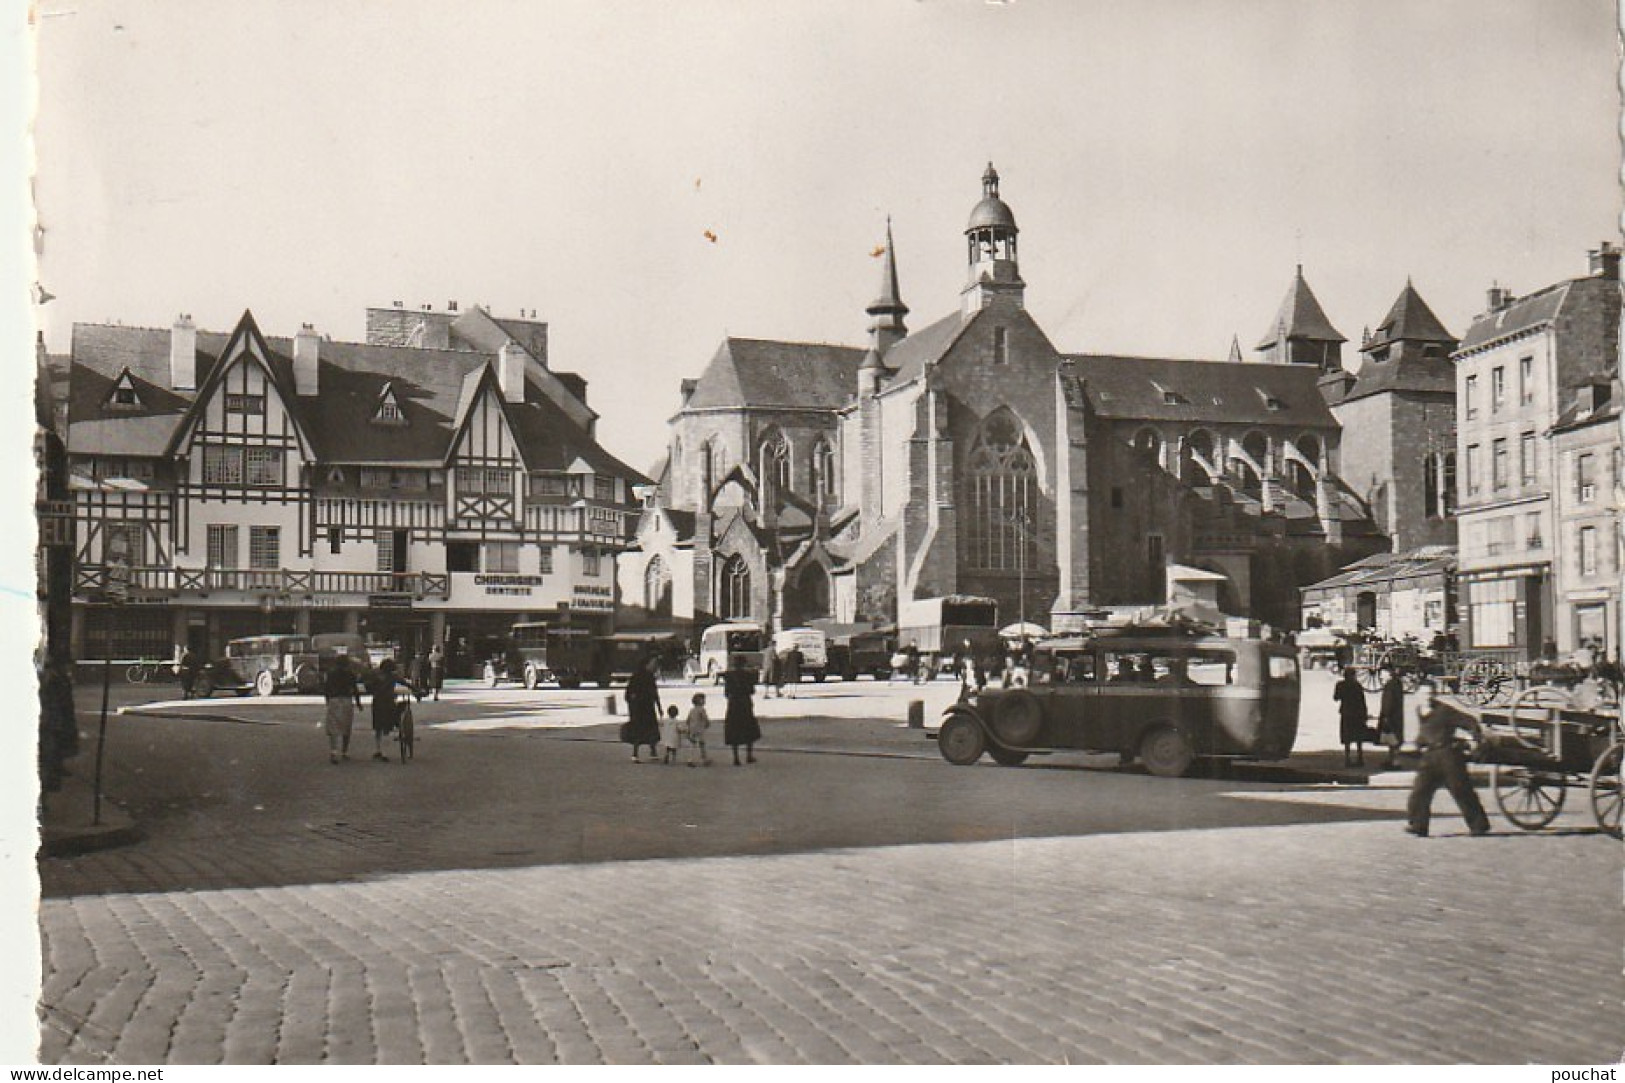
[39,818,1621,1065]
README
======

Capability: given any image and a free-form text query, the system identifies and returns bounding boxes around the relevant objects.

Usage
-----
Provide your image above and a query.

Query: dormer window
[1151,381,1188,406]
[107,370,142,410]
[372,383,408,426]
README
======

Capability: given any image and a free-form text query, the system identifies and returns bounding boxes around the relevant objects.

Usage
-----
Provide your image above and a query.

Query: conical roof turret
[866,218,908,357]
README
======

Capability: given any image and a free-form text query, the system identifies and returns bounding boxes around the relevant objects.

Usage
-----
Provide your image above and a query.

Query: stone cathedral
[618,165,1383,633]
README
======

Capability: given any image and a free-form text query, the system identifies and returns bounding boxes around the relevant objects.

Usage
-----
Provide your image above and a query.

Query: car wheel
[938,713,987,766]
[991,691,1044,746]
[195,676,214,699]
[987,744,1030,767]
[255,670,276,697]
[294,662,320,694]
[523,664,538,690]
[813,669,826,683]
[1140,726,1194,778]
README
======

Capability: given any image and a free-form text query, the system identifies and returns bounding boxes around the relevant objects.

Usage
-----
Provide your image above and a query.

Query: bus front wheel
[1140,727,1194,778]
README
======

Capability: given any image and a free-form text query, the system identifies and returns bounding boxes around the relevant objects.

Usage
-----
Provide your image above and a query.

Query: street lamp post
[1003,509,1032,634]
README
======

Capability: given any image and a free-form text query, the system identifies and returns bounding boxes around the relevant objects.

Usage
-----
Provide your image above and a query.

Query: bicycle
[125,659,176,684]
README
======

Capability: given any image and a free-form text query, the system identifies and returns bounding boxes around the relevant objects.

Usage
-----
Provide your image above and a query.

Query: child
[685,693,712,766]
[660,704,683,765]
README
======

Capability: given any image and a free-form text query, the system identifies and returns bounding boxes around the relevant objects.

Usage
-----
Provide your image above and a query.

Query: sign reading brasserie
[475,573,546,597]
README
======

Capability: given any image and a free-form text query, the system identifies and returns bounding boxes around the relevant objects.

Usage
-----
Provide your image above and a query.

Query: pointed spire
[866,217,908,358]
[1227,335,1243,364]
[1255,265,1345,363]
[1370,280,1456,347]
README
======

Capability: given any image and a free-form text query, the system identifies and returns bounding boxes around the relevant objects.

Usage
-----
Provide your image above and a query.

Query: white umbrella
[999,622,1048,639]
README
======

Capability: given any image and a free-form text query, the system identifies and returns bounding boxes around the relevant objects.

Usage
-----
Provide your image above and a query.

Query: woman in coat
[1376,665,1406,768]
[1334,665,1371,767]
[368,657,415,762]
[622,656,663,762]
[722,654,761,765]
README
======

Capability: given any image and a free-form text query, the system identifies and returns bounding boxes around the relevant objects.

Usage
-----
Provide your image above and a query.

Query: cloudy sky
[32,0,1621,474]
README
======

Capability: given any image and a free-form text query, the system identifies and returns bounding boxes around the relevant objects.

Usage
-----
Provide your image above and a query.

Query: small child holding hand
[660,704,683,765]
[685,693,712,767]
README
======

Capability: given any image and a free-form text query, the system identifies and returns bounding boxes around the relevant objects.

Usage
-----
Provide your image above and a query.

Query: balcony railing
[74,565,451,600]
[523,503,635,541]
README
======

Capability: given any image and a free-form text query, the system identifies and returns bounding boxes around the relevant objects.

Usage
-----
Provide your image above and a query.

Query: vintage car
[935,631,1301,777]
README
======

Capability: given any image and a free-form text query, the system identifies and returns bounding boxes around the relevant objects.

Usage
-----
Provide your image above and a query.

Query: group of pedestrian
[622,654,760,766]
[1333,664,1406,768]
[759,643,803,698]
[321,646,443,765]
[1335,665,1491,838]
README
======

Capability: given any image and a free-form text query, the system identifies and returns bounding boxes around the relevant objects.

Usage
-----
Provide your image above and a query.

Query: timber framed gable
[446,372,528,535]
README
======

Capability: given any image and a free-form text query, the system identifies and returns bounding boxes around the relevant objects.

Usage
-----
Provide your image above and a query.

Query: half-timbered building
[61,307,645,670]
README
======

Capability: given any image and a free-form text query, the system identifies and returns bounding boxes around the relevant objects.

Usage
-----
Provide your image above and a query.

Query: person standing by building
[177,645,200,700]
[760,642,780,699]
[904,641,921,684]
[1376,665,1406,769]
[782,643,802,699]
[322,653,363,764]
[427,643,445,701]
[1406,679,1491,837]
[685,692,712,766]
[1334,665,1370,767]
[723,653,761,765]
[622,655,662,762]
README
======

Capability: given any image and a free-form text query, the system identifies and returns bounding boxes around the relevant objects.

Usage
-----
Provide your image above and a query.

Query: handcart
[1469,684,1621,838]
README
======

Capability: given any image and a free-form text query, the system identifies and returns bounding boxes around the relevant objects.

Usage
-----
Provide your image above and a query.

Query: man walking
[1406,678,1491,838]
[322,653,363,764]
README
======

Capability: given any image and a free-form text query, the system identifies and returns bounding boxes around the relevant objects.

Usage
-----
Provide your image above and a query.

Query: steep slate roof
[682,337,866,411]
[877,309,976,389]
[1371,282,1456,345]
[61,317,646,483]
[1343,354,1455,401]
[1255,267,1346,350]
[1457,281,1569,352]
[1067,354,1339,428]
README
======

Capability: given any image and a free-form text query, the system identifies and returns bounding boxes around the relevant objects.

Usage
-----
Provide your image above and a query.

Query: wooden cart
[1470,685,1621,838]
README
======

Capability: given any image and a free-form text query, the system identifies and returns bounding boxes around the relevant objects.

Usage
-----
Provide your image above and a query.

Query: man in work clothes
[1406,679,1491,838]
[323,654,364,764]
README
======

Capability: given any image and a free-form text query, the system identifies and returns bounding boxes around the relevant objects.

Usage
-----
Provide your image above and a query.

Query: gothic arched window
[759,431,790,502]
[644,556,672,617]
[966,410,1039,572]
[1132,427,1162,461]
[811,438,836,504]
[719,554,751,620]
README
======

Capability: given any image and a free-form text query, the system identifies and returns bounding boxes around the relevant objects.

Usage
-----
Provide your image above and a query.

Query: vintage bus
[484,622,598,688]
[936,630,1301,777]
[692,621,766,684]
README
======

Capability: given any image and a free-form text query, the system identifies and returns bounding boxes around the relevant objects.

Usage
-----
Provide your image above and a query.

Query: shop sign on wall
[475,574,546,597]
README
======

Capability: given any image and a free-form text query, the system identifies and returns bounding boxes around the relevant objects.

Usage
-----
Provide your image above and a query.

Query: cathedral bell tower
[962,162,1025,317]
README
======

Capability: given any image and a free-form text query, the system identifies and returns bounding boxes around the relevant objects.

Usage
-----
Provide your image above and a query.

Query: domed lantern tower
[962,162,1025,316]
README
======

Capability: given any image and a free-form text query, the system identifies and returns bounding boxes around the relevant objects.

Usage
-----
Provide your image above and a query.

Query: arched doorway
[784,564,831,626]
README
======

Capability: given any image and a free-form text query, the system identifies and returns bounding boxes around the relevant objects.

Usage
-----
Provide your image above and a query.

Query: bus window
[1185,650,1238,686]
[1268,655,1299,681]
[1103,652,1141,683]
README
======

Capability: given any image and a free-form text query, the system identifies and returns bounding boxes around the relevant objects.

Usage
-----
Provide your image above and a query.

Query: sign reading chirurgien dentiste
[475,574,546,596]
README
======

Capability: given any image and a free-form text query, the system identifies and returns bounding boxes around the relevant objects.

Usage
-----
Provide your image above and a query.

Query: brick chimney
[498,339,528,403]
[170,314,197,390]
[1588,241,1620,280]
[1485,283,1513,312]
[293,323,319,395]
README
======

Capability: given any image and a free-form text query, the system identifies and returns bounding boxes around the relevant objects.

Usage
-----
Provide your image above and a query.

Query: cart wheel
[1359,655,1387,693]
[937,713,986,766]
[1588,743,1622,839]
[255,669,277,697]
[1490,764,1566,830]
